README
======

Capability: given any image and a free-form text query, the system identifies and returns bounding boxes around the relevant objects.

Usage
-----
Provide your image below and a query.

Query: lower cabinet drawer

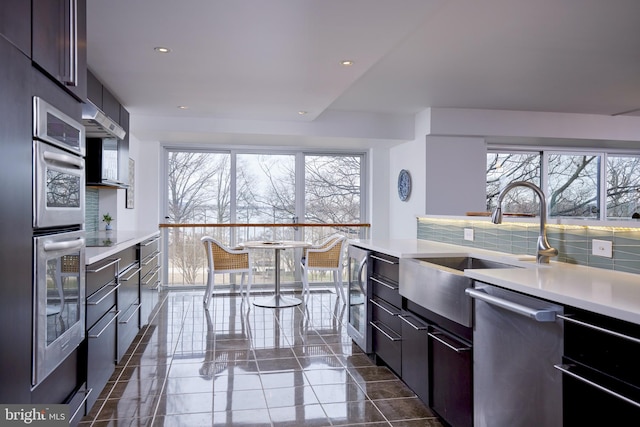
[429,326,473,427]
[370,297,401,334]
[371,275,402,308]
[400,313,430,405]
[371,320,402,375]
[117,302,141,363]
[87,309,118,412]
[86,281,118,328]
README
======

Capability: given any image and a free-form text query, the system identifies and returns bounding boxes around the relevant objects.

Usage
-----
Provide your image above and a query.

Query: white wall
[425,135,486,215]
[369,147,391,239]
[389,138,426,238]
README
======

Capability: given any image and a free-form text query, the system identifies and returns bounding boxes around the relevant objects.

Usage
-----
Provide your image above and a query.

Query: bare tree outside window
[166,151,231,284]
[305,155,361,224]
[548,154,600,218]
[607,155,640,218]
[486,153,541,212]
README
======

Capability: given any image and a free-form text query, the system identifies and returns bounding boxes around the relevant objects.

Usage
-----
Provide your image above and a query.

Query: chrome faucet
[491,181,558,264]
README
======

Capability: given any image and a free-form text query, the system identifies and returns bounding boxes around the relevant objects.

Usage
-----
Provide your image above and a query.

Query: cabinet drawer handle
[140,236,160,247]
[142,250,161,265]
[370,276,398,290]
[119,304,141,324]
[89,310,120,338]
[370,298,400,316]
[370,255,398,265]
[554,364,640,409]
[428,331,471,353]
[143,267,161,285]
[370,321,401,342]
[398,314,428,330]
[86,282,120,305]
[69,388,92,423]
[87,258,121,273]
[557,314,640,345]
[120,265,142,281]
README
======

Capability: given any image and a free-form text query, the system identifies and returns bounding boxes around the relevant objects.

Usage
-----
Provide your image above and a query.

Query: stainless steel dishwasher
[466,283,564,427]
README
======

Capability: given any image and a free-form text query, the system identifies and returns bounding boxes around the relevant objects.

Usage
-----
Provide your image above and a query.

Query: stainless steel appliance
[34,97,85,157]
[347,245,371,353]
[466,283,564,427]
[557,308,640,423]
[32,229,85,386]
[31,95,86,387]
[33,97,85,228]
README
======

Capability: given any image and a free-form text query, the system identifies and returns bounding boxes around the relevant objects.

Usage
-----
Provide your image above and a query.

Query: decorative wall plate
[397,169,411,201]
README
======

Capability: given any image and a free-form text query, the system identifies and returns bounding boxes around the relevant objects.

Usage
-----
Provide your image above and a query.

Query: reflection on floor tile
[80,290,443,426]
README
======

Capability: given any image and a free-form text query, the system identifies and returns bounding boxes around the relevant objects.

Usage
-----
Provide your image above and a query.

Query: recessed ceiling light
[154,47,171,53]
[177,105,188,110]
[340,60,354,66]
[298,111,308,115]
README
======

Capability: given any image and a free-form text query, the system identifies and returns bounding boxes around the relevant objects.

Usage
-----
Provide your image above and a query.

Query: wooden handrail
[159,223,370,228]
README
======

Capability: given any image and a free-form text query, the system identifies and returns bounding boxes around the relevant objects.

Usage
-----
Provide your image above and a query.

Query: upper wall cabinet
[0,0,31,56]
[32,0,87,102]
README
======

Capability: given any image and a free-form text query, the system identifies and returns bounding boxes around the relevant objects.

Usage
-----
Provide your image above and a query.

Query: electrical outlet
[592,239,613,258]
[464,228,474,241]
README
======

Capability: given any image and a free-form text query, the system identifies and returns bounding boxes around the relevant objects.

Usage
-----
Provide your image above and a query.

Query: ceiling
[86,0,640,148]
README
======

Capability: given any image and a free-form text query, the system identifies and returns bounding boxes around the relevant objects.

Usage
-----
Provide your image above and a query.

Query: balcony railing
[158,223,370,291]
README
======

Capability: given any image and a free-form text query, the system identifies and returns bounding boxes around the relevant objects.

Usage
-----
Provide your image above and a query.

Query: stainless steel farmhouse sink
[399,256,520,327]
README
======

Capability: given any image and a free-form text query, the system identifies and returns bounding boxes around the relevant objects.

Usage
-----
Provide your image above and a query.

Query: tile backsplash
[85,188,99,233]
[417,217,640,275]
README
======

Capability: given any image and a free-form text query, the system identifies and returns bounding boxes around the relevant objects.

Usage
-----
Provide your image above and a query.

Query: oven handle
[557,314,640,345]
[43,238,85,252]
[554,364,640,409]
[43,150,84,169]
[466,288,558,322]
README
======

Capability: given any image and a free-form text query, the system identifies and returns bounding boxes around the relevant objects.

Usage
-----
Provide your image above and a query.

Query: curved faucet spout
[491,181,558,264]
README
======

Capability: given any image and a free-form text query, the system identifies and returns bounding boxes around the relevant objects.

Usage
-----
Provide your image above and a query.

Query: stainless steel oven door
[33,230,85,386]
[33,140,85,228]
[33,96,85,157]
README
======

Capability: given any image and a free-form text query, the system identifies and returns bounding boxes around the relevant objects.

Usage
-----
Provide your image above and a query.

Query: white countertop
[85,230,160,265]
[349,238,640,325]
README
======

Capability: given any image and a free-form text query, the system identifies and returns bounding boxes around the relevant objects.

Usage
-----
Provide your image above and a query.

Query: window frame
[488,145,640,223]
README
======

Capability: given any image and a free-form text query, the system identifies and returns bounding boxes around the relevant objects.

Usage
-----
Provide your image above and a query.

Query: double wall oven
[32,97,86,387]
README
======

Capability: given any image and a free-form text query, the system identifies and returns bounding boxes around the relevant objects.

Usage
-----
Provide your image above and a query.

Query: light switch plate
[592,239,613,258]
[464,228,474,241]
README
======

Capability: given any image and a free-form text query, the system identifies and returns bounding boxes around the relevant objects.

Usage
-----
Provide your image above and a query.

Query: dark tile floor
[80,290,443,426]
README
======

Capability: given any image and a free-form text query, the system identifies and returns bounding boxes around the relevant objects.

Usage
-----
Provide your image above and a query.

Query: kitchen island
[349,238,640,426]
[349,238,640,325]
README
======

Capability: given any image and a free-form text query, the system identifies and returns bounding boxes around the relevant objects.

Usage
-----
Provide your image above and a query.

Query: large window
[487,150,640,220]
[607,155,640,219]
[163,148,366,287]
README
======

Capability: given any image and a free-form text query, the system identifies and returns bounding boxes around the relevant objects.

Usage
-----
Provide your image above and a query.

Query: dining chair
[300,234,347,303]
[201,236,253,307]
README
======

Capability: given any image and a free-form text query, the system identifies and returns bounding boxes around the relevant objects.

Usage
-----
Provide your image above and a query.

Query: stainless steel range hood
[82,101,126,140]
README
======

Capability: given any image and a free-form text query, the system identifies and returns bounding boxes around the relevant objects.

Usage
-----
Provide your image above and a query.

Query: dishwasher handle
[466,288,558,322]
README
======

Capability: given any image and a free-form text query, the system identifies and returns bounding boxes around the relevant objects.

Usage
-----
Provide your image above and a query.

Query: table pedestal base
[253,294,302,308]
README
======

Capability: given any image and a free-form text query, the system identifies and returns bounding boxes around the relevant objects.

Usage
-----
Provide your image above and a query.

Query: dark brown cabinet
[116,246,141,363]
[139,235,162,326]
[32,0,87,101]
[85,257,119,411]
[85,71,131,186]
[0,0,31,56]
[399,312,430,404]
[369,253,402,375]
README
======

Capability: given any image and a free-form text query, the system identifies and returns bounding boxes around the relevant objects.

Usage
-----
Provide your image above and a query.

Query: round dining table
[239,240,311,308]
